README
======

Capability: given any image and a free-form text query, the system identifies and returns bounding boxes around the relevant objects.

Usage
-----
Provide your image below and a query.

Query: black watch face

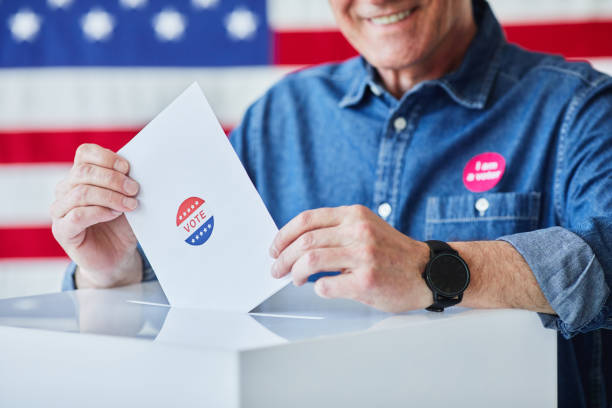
[427,254,470,297]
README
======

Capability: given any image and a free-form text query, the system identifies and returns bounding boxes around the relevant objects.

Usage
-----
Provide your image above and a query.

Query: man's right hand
[51,143,143,289]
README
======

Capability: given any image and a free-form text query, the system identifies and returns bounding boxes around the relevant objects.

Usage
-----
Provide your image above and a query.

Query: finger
[68,163,139,196]
[314,273,361,300]
[52,206,123,243]
[291,247,355,286]
[74,143,130,174]
[270,207,345,258]
[50,185,138,219]
[271,226,352,279]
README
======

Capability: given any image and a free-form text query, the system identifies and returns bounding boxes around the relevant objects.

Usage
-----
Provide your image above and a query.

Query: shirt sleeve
[499,78,612,339]
[60,244,157,291]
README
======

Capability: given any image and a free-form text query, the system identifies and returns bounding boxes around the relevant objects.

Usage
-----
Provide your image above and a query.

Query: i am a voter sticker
[176,196,214,246]
[462,152,505,192]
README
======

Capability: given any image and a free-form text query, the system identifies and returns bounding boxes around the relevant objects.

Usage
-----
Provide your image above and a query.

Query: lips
[369,8,415,25]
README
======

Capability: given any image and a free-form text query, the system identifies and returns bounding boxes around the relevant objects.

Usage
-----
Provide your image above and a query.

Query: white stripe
[0,164,68,226]
[0,67,294,130]
[489,0,612,24]
[589,57,612,77]
[267,0,337,30]
[0,259,67,299]
[267,0,612,29]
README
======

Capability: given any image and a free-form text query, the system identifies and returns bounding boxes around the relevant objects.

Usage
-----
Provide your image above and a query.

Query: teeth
[370,9,412,25]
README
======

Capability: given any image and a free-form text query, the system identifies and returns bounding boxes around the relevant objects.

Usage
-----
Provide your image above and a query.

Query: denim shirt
[63,1,612,406]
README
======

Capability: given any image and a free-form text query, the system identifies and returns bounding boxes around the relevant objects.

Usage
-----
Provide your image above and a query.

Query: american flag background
[0,0,611,299]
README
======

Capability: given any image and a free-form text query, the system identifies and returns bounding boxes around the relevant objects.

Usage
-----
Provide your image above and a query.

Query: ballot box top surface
[0,281,533,351]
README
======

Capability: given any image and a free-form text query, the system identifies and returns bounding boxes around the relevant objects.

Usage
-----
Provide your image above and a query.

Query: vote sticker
[462,152,506,192]
[176,196,214,246]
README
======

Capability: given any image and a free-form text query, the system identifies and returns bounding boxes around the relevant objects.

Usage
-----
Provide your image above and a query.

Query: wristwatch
[422,240,470,312]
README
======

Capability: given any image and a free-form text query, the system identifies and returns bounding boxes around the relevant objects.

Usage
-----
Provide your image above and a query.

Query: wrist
[75,249,143,289]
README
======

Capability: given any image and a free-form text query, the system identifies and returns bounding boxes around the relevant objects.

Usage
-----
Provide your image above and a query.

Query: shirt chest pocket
[424,192,541,241]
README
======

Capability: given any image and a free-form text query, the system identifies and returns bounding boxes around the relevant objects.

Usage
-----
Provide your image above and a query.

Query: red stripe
[0,129,139,164]
[0,127,234,164]
[503,20,612,58]
[0,227,66,259]
[274,30,357,65]
[273,21,612,65]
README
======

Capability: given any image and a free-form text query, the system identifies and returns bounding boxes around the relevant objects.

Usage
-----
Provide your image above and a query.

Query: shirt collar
[339,0,505,110]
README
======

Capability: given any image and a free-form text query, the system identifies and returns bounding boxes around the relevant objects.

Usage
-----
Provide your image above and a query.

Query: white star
[191,239,195,243]
[81,8,115,42]
[202,229,206,234]
[179,215,183,220]
[191,205,195,209]
[187,208,191,213]
[120,0,147,9]
[192,0,219,9]
[207,223,211,228]
[195,201,199,205]
[183,212,186,217]
[8,10,42,42]
[152,9,186,42]
[224,7,258,40]
[195,235,199,239]
[47,0,73,9]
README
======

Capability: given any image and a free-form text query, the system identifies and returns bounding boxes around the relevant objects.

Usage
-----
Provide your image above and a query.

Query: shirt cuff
[138,244,157,282]
[60,244,158,291]
[61,261,78,291]
[498,226,610,339]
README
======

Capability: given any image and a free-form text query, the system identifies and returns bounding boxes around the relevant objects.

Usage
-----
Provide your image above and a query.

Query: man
[51,0,611,406]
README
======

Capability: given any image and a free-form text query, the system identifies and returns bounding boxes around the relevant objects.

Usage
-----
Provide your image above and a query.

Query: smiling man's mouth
[369,8,417,26]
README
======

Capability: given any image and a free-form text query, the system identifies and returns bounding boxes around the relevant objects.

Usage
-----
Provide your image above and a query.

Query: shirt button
[475,198,489,216]
[370,84,382,96]
[377,202,392,219]
[393,116,407,132]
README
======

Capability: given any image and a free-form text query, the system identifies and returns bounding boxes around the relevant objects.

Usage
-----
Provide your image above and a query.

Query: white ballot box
[0,281,556,407]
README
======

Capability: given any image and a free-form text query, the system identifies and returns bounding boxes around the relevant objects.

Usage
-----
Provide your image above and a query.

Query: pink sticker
[462,152,506,192]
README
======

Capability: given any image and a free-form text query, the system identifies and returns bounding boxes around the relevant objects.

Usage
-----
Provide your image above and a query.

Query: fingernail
[269,245,278,258]
[123,179,139,195]
[123,197,138,210]
[110,210,122,216]
[270,262,279,278]
[114,159,129,173]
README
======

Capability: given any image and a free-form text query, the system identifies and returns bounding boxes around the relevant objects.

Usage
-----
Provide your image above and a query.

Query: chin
[364,51,421,71]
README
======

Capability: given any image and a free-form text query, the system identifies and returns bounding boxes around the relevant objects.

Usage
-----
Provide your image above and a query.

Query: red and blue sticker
[176,196,214,246]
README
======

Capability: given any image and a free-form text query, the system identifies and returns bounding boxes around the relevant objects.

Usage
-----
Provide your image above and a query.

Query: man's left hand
[269,205,433,313]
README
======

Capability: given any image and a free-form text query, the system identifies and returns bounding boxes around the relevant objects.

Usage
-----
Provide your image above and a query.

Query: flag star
[179,215,183,220]
[195,201,199,205]
[192,0,219,9]
[207,224,211,228]
[120,0,147,9]
[202,229,206,234]
[224,7,258,40]
[81,8,115,42]
[191,205,195,209]
[196,235,199,239]
[8,9,42,42]
[47,0,73,10]
[187,208,191,213]
[183,212,186,217]
[152,9,186,42]
[192,239,195,243]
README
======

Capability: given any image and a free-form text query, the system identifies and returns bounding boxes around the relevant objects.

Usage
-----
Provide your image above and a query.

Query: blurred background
[0,0,611,299]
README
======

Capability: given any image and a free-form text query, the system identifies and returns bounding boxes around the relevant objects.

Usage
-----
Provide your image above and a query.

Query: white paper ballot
[119,83,289,312]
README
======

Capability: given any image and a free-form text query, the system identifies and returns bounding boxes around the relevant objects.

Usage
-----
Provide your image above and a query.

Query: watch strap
[424,240,464,312]
[425,240,457,256]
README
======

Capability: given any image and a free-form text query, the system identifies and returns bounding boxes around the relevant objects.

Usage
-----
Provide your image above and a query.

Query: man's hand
[269,205,555,315]
[51,143,143,289]
[269,205,432,313]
